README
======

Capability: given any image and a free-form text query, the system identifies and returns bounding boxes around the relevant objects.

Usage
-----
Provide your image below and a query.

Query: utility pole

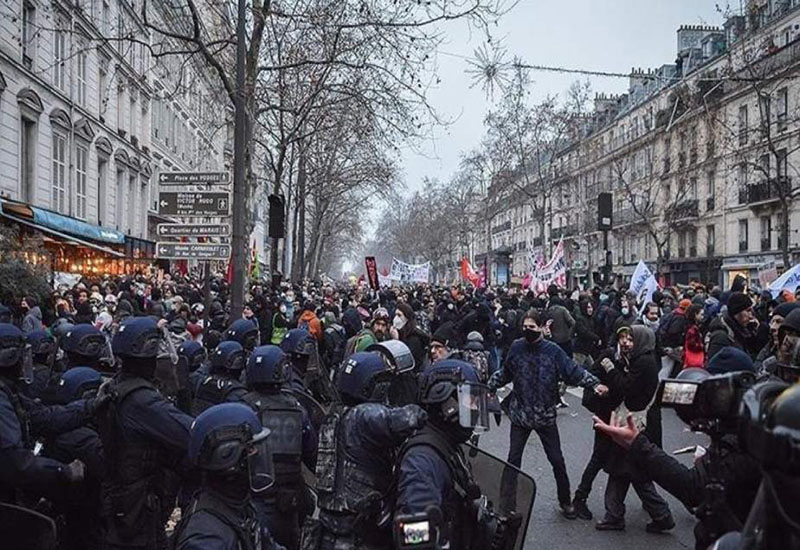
[230,0,247,319]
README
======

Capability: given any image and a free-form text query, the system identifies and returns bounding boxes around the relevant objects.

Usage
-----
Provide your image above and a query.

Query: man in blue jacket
[490,309,608,519]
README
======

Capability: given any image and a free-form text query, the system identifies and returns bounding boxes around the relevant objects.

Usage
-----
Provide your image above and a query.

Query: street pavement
[478,389,709,550]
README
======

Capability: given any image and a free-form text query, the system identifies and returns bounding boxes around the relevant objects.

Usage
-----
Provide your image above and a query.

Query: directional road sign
[157,223,231,238]
[158,192,231,217]
[156,242,231,260]
[158,171,230,185]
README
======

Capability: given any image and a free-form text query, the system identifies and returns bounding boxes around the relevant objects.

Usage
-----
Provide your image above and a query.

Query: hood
[299,310,317,322]
[630,325,655,358]
[27,306,42,320]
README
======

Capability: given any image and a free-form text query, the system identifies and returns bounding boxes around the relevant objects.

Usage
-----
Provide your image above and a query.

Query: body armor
[315,406,394,539]
[397,426,477,550]
[97,375,168,549]
[192,375,246,416]
[174,490,262,550]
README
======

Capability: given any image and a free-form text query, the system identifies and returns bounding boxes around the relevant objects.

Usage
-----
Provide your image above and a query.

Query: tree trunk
[296,147,307,280]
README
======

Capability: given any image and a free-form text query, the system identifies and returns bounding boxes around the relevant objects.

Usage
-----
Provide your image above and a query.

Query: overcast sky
[397,0,728,194]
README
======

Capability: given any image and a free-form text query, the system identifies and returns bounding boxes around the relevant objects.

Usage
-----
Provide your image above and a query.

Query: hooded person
[20,296,43,334]
[755,302,800,370]
[595,325,674,533]
[707,292,768,363]
[297,301,323,341]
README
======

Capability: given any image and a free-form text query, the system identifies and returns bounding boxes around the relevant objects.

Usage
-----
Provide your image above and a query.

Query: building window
[117,87,125,132]
[117,12,124,54]
[128,175,137,234]
[75,145,88,219]
[739,219,749,253]
[760,95,771,137]
[678,230,686,258]
[688,228,697,257]
[20,118,37,203]
[52,133,67,213]
[22,2,36,69]
[97,158,107,225]
[129,95,136,140]
[116,170,125,230]
[777,87,788,131]
[98,60,108,118]
[76,49,87,107]
[706,225,715,256]
[761,216,772,251]
[706,171,715,211]
[777,149,788,181]
[102,0,110,34]
[738,104,748,146]
[759,153,770,180]
[53,28,67,91]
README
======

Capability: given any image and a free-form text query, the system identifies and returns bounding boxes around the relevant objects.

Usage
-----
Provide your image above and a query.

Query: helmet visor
[457,382,490,432]
[21,344,34,384]
[247,427,274,493]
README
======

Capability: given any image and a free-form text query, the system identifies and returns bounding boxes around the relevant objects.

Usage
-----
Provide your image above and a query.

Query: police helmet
[365,340,415,374]
[740,381,800,475]
[246,345,291,387]
[0,323,27,368]
[112,317,161,359]
[210,341,246,375]
[418,359,490,432]
[62,324,107,358]
[27,330,56,359]
[224,319,260,351]
[188,403,274,492]
[51,318,74,340]
[281,328,316,357]
[338,352,394,404]
[177,340,207,372]
[54,367,102,404]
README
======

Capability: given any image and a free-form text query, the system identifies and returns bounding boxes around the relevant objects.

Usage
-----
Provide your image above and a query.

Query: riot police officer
[21,329,59,400]
[242,345,317,550]
[281,328,335,404]
[395,359,510,550]
[174,402,285,550]
[43,367,105,550]
[98,317,194,550]
[178,340,209,397]
[224,318,261,355]
[301,351,427,550]
[61,323,112,372]
[0,323,95,504]
[192,340,248,416]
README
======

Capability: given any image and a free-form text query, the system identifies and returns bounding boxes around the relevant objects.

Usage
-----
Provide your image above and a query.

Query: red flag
[365,256,379,290]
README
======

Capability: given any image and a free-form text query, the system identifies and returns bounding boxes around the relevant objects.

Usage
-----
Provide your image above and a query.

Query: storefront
[0,200,155,276]
[721,253,789,290]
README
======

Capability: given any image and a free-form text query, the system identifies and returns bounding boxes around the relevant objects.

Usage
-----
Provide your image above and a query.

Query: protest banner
[389,258,431,284]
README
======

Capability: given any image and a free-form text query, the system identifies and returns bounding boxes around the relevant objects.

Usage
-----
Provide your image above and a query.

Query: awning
[1,211,124,257]
[2,201,125,244]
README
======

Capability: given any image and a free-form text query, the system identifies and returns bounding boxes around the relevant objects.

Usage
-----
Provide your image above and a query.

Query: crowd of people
[0,267,799,550]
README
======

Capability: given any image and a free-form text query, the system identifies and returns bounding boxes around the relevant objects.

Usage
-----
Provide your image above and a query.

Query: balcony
[738,177,791,205]
[665,199,699,222]
[491,220,511,235]
[706,196,715,211]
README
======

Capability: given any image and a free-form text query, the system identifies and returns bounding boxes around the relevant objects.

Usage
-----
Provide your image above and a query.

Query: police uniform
[99,317,194,550]
[191,341,248,416]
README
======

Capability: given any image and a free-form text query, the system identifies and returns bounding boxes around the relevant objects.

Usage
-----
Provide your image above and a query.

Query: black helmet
[224,319,259,352]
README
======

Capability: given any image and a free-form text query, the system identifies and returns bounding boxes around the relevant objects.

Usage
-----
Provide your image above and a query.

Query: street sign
[157,223,231,238]
[158,171,230,185]
[156,242,231,260]
[158,192,231,216]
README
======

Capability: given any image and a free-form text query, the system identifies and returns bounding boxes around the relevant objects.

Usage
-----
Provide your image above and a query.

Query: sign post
[158,171,230,186]
[156,243,231,260]
[157,192,231,217]
[157,223,232,238]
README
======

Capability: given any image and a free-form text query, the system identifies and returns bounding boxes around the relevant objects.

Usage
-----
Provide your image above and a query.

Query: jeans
[603,474,672,523]
[508,423,571,506]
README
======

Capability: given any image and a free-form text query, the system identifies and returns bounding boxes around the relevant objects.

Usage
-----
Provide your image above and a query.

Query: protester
[683,304,705,369]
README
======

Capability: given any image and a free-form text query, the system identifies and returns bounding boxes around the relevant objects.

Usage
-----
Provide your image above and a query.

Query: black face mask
[523,329,541,343]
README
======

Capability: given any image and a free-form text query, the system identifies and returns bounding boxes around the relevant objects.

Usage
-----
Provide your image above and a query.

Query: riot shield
[463,444,536,550]
[0,503,58,550]
[294,389,328,431]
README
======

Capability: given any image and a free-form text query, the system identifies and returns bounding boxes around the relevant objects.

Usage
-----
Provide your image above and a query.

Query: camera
[657,370,756,432]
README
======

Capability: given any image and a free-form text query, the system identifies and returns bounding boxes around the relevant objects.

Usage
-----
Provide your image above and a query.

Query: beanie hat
[678,299,692,310]
[707,346,755,375]
[772,302,800,319]
[466,331,484,343]
[431,322,455,348]
[727,292,753,317]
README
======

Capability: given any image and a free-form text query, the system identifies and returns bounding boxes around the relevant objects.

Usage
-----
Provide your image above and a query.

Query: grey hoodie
[22,306,43,334]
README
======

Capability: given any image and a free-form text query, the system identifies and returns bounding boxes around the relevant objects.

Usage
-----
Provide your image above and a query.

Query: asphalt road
[477,389,709,550]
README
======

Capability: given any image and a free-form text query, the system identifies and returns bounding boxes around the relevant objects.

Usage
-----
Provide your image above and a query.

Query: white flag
[769,262,800,298]
[629,260,659,313]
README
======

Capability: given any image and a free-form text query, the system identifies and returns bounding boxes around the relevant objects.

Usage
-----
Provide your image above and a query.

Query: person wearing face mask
[272,300,291,345]
[611,297,638,343]
[488,309,608,519]
[392,302,429,370]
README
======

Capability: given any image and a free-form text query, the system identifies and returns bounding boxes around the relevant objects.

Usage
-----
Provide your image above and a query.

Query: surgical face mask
[393,315,406,330]
[621,307,630,316]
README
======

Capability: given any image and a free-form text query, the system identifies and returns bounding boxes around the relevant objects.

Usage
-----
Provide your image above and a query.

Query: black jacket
[574,313,601,358]
[628,433,761,549]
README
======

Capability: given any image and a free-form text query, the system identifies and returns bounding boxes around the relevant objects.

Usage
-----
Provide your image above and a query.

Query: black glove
[61,459,85,484]
[87,392,113,415]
